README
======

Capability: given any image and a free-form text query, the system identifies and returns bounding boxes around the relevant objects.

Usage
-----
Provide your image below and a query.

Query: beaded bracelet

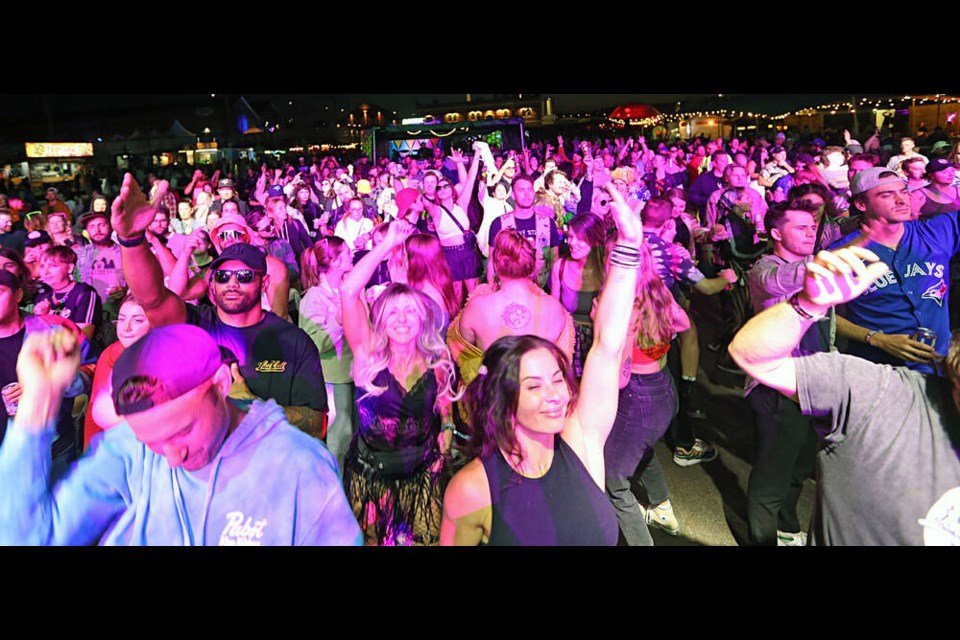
[609,244,642,269]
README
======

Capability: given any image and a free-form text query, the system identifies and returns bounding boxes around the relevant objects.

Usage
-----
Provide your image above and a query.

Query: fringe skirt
[342,436,447,546]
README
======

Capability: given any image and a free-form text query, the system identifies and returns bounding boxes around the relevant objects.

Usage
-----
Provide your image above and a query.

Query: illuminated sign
[402,117,426,125]
[25,142,94,158]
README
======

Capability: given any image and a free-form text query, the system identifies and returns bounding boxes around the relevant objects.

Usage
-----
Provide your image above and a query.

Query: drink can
[914,327,937,349]
[2,382,18,417]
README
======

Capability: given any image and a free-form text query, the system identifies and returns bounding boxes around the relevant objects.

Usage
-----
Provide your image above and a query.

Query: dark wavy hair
[787,182,839,220]
[461,335,578,465]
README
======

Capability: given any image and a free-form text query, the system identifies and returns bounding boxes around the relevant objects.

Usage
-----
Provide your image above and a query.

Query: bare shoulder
[445,458,491,514]
[442,458,492,545]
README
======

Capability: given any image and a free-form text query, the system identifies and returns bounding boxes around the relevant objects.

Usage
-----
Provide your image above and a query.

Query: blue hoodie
[0,399,361,546]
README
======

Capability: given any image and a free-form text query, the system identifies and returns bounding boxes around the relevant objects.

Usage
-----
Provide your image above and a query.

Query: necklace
[50,282,76,307]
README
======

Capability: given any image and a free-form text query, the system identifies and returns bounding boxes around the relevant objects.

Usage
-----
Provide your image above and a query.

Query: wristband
[790,294,826,321]
[116,234,146,248]
[864,330,880,346]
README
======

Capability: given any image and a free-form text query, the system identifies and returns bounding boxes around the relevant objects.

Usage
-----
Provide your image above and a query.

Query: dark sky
[0,94,703,119]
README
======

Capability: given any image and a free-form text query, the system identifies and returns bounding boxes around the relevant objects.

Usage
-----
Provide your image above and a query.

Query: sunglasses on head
[213,269,260,284]
[217,229,248,243]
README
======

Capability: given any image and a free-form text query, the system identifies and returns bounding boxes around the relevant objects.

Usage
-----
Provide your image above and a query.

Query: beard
[213,286,261,315]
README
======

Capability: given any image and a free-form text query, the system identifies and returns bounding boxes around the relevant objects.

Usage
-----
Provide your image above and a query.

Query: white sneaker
[645,500,681,536]
[777,530,808,547]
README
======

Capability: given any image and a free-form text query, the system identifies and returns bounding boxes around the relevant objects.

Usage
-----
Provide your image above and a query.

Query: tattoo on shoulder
[502,303,532,330]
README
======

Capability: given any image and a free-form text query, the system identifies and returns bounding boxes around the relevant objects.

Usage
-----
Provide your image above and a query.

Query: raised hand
[385,219,416,248]
[111,173,168,240]
[15,329,81,431]
[801,246,889,311]
[605,182,642,250]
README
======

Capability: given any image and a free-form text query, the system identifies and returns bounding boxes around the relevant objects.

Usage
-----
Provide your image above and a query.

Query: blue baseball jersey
[829,211,960,375]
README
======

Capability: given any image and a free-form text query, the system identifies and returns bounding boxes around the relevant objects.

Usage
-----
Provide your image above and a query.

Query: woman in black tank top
[440,184,644,546]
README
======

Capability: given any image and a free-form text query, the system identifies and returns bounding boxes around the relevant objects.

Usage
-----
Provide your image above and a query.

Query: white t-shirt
[334,216,373,252]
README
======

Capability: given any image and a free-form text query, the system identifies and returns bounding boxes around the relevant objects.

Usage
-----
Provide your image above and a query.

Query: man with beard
[487,175,561,289]
[111,174,327,439]
[75,210,125,303]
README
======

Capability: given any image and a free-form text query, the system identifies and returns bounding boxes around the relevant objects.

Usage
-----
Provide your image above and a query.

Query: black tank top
[481,435,618,546]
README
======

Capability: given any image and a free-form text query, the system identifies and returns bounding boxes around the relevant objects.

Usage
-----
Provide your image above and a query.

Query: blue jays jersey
[829,211,960,375]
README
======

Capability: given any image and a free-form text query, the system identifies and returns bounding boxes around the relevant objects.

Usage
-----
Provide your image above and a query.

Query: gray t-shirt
[796,352,960,546]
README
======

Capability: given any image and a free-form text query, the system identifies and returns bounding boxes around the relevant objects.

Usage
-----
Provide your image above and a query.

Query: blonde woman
[340,220,461,546]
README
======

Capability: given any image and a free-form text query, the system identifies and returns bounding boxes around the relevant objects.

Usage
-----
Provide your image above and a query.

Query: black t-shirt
[34,282,102,328]
[487,212,560,251]
[0,326,26,432]
[185,304,327,412]
[0,325,76,455]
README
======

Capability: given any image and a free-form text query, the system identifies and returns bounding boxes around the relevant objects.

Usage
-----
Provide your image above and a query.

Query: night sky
[0,94,705,119]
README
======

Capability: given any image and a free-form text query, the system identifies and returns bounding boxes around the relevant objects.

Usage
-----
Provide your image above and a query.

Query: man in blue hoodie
[0,324,361,546]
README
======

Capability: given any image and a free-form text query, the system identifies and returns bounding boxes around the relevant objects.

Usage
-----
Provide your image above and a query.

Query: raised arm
[0,331,127,545]
[167,232,204,297]
[110,173,186,327]
[340,220,415,364]
[729,247,889,398]
[455,144,485,212]
[569,183,642,451]
[145,231,178,277]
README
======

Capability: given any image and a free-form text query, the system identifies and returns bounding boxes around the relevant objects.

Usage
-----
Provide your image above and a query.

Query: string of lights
[595,94,960,128]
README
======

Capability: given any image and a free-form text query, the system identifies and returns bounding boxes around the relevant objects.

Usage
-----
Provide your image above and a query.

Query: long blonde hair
[603,238,675,348]
[632,241,676,347]
[354,284,462,407]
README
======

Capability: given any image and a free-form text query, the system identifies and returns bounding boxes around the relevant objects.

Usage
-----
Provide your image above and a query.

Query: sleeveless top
[481,435,618,546]
[919,186,960,220]
[558,259,600,325]
[356,368,440,451]
[436,203,471,244]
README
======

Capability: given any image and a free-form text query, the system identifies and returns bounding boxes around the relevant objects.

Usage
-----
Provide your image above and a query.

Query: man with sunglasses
[207,213,290,320]
[111,174,327,440]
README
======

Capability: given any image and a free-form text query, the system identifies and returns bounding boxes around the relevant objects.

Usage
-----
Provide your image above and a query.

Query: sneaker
[673,438,719,467]
[645,500,680,536]
[777,530,808,547]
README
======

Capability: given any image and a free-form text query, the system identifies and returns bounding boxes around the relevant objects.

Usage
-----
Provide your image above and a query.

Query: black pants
[746,385,819,545]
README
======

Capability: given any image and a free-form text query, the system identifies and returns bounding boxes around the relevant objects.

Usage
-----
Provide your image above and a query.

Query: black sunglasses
[213,269,260,284]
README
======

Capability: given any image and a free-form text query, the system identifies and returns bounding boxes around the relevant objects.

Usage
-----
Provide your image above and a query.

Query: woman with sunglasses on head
[441,184,643,546]
[422,142,486,302]
[340,219,462,546]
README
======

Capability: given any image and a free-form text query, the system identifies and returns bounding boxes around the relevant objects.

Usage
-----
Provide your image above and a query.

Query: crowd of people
[1,124,959,546]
